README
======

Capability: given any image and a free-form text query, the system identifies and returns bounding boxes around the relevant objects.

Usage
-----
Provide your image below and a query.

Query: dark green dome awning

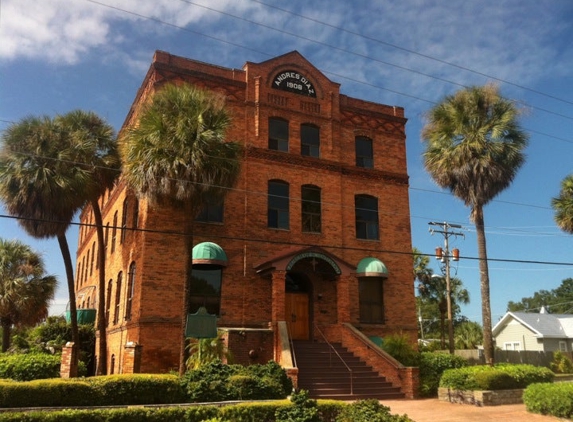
[192,242,228,266]
[356,257,388,278]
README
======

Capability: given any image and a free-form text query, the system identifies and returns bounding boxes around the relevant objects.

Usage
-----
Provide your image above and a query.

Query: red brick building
[75,51,418,395]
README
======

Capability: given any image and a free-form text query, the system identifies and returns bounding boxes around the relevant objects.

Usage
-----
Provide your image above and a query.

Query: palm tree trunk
[179,205,195,376]
[91,200,108,375]
[57,233,80,376]
[474,207,494,365]
[1,317,11,352]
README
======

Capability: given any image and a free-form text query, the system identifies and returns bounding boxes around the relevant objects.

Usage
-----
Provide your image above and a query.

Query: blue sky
[1,0,573,326]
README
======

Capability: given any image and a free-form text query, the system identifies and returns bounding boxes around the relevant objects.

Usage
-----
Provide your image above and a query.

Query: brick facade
[75,51,417,387]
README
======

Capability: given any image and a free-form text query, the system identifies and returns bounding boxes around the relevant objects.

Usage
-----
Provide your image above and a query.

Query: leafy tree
[552,174,573,234]
[507,278,573,314]
[0,112,118,375]
[422,84,528,364]
[0,238,56,351]
[417,274,469,349]
[119,83,242,374]
[186,331,233,370]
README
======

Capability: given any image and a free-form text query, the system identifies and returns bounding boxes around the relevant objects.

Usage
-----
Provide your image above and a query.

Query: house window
[560,341,568,352]
[113,271,122,325]
[359,278,384,323]
[111,211,118,253]
[268,180,289,229]
[125,262,136,320]
[121,198,128,243]
[301,185,321,233]
[301,124,319,157]
[90,242,95,275]
[503,342,521,351]
[356,136,373,168]
[196,198,224,223]
[190,265,222,316]
[355,194,379,240]
[105,222,109,251]
[269,118,289,152]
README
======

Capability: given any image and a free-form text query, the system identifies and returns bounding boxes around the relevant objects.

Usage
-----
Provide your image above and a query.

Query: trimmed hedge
[440,364,554,391]
[0,374,185,408]
[0,399,411,422]
[523,382,573,419]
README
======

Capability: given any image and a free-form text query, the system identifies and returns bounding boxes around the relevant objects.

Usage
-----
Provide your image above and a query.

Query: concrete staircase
[293,340,405,400]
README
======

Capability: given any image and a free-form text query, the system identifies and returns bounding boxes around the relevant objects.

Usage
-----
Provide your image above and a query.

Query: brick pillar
[60,342,78,378]
[123,341,142,374]
[337,275,351,323]
[271,270,286,323]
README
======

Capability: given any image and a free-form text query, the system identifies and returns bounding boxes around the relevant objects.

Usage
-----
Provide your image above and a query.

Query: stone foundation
[438,387,524,406]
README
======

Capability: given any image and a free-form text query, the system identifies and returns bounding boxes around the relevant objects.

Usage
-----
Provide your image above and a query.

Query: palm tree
[454,320,483,349]
[0,112,118,374]
[552,174,573,234]
[422,84,528,364]
[55,110,120,375]
[119,82,242,375]
[0,238,57,352]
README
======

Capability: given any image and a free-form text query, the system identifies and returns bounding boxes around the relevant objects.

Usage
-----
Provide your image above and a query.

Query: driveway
[381,399,564,422]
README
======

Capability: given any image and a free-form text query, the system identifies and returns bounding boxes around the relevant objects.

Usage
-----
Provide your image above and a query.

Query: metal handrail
[313,323,353,395]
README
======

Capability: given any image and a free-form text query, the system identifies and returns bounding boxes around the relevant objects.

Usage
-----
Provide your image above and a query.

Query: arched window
[90,242,95,275]
[106,279,112,326]
[113,271,122,325]
[355,136,373,168]
[269,118,289,151]
[355,194,379,240]
[268,180,289,229]
[133,198,139,229]
[301,185,321,233]
[125,262,136,320]
[121,198,128,243]
[301,124,319,157]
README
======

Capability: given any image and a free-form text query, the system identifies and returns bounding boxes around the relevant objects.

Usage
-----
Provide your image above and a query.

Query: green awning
[192,242,228,266]
[356,257,388,278]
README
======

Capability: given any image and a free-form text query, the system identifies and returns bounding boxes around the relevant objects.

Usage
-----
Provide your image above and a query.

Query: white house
[493,307,573,352]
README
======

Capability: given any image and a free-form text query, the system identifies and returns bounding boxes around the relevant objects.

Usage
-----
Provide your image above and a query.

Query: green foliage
[275,390,320,422]
[380,333,419,366]
[507,278,573,313]
[524,382,573,419]
[550,351,573,374]
[418,352,468,397]
[440,364,554,391]
[0,353,62,381]
[335,399,414,422]
[186,331,233,370]
[454,321,483,349]
[180,360,292,402]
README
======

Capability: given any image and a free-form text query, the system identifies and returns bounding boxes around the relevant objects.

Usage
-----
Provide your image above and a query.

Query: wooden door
[285,292,309,340]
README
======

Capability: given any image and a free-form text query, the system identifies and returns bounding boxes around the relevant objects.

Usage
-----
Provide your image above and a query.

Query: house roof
[493,311,573,339]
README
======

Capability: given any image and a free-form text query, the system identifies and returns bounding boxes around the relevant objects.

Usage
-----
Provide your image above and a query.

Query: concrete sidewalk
[380,399,564,422]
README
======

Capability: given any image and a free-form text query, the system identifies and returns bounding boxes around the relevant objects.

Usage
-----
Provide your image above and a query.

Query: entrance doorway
[285,272,311,340]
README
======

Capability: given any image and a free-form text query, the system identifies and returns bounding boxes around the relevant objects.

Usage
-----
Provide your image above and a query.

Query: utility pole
[429,221,464,354]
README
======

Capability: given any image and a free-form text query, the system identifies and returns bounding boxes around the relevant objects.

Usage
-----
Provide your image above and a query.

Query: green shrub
[380,333,419,366]
[440,364,554,391]
[180,360,292,402]
[418,352,467,397]
[0,353,61,381]
[550,351,573,374]
[524,382,573,419]
[335,399,414,422]
[275,390,320,422]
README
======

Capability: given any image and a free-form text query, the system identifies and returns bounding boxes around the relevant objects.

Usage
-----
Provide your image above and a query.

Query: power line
[2,212,573,267]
